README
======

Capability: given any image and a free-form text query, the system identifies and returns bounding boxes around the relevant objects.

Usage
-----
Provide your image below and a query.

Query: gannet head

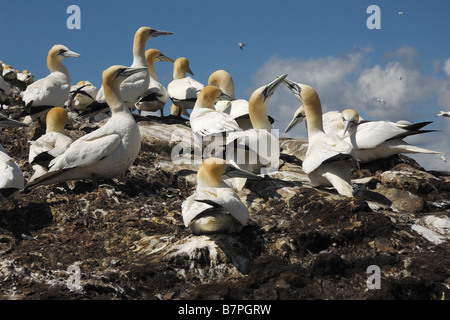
[208,70,235,98]
[341,109,359,134]
[102,65,148,87]
[197,158,261,188]
[145,49,174,64]
[196,86,234,109]
[49,44,81,60]
[173,57,194,78]
[248,74,287,129]
[135,26,173,43]
[46,107,68,133]
[285,105,306,133]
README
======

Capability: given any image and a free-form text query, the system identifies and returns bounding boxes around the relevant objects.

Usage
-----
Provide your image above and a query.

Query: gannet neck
[196,86,222,109]
[248,88,272,130]
[46,107,68,133]
[197,158,228,188]
[145,49,159,79]
[132,27,150,67]
[47,47,70,77]
[103,81,123,112]
[300,84,324,135]
[208,70,235,98]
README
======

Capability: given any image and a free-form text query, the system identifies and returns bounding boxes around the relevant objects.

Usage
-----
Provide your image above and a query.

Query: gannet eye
[58,49,67,55]
[117,68,127,75]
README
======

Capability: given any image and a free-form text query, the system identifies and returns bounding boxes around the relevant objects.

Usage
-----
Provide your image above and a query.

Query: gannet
[167,57,204,112]
[135,49,175,116]
[2,65,17,81]
[436,110,450,118]
[94,27,173,114]
[189,86,239,153]
[0,114,28,128]
[238,43,246,50]
[207,69,255,130]
[28,107,73,182]
[0,143,24,203]
[20,45,80,119]
[17,70,35,85]
[283,79,355,197]
[181,157,260,235]
[25,65,146,189]
[66,80,98,112]
[285,104,439,163]
[226,74,287,189]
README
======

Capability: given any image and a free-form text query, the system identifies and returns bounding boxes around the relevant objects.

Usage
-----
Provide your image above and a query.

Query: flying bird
[238,43,246,50]
[436,110,450,118]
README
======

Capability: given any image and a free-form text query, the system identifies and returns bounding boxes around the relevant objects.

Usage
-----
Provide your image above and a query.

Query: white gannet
[167,57,204,113]
[226,74,287,190]
[135,48,175,117]
[66,80,99,112]
[0,64,11,108]
[24,65,146,189]
[238,43,246,50]
[190,86,239,138]
[94,27,173,115]
[286,104,439,163]
[436,110,450,118]
[283,78,355,197]
[207,69,256,130]
[20,44,81,119]
[28,107,73,182]
[0,143,24,203]
[2,65,17,81]
[17,70,35,85]
[181,157,260,235]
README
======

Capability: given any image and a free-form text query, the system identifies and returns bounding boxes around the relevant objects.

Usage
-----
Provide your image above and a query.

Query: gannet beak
[63,50,81,58]
[283,78,303,103]
[342,119,352,135]
[187,66,194,76]
[262,74,288,101]
[223,164,262,180]
[285,113,305,133]
[217,92,234,101]
[158,53,175,63]
[149,28,173,37]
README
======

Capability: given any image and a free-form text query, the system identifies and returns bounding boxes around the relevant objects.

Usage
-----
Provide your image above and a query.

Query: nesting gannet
[436,110,450,118]
[207,69,256,130]
[2,65,17,81]
[226,74,287,190]
[286,104,439,163]
[283,79,355,197]
[94,27,173,115]
[66,81,98,112]
[135,49,175,116]
[182,157,260,235]
[28,107,73,182]
[17,70,35,85]
[0,143,24,203]
[20,44,80,119]
[25,65,146,189]
[167,57,204,112]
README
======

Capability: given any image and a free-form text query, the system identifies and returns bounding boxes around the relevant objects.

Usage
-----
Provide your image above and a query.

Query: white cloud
[250,47,450,171]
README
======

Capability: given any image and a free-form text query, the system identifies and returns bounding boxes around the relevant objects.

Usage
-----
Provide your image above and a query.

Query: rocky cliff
[0,86,449,301]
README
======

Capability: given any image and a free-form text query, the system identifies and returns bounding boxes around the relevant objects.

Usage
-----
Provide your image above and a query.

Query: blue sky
[1,0,449,170]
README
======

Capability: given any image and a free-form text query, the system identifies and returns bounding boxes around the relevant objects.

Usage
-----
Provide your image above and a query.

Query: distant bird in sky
[238,43,246,50]
[398,11,405,15]
[398,76,403,80]
[376,98,386,103]
[436,110,450,117]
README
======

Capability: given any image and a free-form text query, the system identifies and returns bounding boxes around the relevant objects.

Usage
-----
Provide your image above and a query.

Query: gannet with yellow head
[207,69,255,130]
[135,48,175,116]
[167,57,205,112]
[28,107,73,182]
[66,80,99,112]
[20,44,80,118]
[182,157,260,235]
[25,65,146,189]
[90,27,173,116]
[283,78,355,197]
